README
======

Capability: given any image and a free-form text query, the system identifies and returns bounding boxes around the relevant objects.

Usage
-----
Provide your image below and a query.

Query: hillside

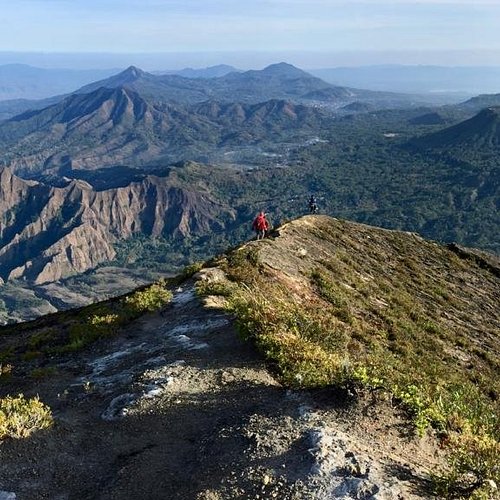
[458,93,500,113]
[0,216,498,499]
[0,87,328,176]
[0,96,63,121]
[408,111,447,126]
[412,107,500,151]
[0,167,235,284]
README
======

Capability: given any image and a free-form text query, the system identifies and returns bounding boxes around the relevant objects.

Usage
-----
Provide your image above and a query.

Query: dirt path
[0,275,442,499]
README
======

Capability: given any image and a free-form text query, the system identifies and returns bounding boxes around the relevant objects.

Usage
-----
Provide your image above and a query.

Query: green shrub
[89,312,121,331]
[58,313,119,353]
[0,394,53,440]
[123,281,173,316]
[28,329,57,350]
[55,280,172,353]
[223,248,261,283]
[181,261,204,279]
[228,286,351,388]
[195,280,236,298]
[393,383,446,436]
[433,433,500,498]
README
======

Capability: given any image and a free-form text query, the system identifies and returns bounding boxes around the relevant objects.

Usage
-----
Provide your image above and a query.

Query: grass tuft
[123,280,173,315]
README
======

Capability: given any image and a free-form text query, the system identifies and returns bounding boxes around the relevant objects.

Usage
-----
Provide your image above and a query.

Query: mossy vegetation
[179,261,205,280]
[0,279,173,362]
[55,279,172,353]
[213,217,499,498]
[195,279,236,298]
[123,281,173,315]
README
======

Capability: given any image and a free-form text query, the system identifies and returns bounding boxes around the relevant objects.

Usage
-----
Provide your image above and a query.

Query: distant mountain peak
[120,65,146,80]
[180,64,239,78]
[72,66,151,96]
[260,62,307,77]
[411,105,500,150]
[208,64,237,71]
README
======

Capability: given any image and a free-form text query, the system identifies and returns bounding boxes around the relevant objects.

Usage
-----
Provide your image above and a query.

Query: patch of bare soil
[0,277,443,499]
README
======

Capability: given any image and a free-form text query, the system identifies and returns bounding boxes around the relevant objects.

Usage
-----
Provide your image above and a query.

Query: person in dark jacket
[308,195,318,214]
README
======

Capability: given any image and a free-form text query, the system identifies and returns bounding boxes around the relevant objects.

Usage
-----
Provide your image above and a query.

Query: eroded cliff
[0,167,235,284]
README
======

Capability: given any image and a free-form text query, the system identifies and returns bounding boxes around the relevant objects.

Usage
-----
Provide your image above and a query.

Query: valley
[0,62,498,326]
[0,266,165,325]
[0,57,498,500]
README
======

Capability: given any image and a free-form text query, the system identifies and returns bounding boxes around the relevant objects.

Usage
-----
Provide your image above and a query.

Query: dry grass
[216,216,499,497]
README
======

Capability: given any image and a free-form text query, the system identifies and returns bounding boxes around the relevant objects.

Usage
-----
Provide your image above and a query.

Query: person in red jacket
[252,211,269,240]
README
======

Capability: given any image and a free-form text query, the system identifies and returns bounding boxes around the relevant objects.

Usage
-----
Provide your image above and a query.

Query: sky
[0,0,500,69]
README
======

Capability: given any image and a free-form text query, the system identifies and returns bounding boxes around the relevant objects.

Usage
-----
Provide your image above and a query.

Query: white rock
[0,492,16,500]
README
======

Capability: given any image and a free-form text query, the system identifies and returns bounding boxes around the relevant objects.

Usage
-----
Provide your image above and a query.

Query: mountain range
[155,64,241,78]
[3,61,492,179]
[0,61,499,324]
[0,62,348,121]
[0,62,367,176]
[0,85,327,177]
[0,62,461,123]
[3,63,499,101]
[74,62,357,104]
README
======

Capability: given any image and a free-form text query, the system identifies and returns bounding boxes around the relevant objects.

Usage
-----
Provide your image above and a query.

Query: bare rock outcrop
[0,167,235,284]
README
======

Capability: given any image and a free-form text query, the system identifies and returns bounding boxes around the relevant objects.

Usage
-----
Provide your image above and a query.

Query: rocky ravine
[0,270,442,500]
[0,167,235,285]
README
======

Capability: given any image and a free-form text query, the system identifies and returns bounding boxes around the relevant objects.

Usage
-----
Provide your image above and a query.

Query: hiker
[308,195,318,214]
[252,211,269,240]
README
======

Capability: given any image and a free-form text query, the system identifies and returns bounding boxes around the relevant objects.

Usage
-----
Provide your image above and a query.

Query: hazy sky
[1,0,499,68]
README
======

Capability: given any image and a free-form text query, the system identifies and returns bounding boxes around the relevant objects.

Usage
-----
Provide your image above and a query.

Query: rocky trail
[0,270,443,499]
